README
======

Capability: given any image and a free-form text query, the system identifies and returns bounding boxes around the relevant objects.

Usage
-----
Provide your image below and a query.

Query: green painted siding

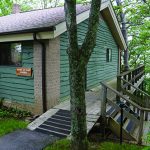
[60,32,70,98]
[0,42,34,104]
[60,19,118,98]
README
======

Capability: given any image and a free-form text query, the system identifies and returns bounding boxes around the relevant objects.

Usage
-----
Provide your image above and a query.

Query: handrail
[121,78,150,98]
[119,65,144,77]
[101,82,150,112]
[122,71,144,88]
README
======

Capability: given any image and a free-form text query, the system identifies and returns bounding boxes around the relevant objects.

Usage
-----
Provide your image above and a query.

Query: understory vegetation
[0,100,31,136]
[44,139,147,150]
[0,119,28,137]
[0,106,31,119]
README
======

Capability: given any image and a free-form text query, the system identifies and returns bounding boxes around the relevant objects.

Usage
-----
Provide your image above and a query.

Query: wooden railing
[120,78,150,121]
[101,82,150,144]
[117,65,149,108]
[117,65,145,93]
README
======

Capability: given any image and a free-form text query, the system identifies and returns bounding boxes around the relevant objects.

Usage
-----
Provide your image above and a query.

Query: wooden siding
[0,42,34,103]
[60,19,118,98]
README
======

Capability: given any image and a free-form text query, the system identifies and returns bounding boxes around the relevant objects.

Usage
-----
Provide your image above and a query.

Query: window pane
[11,43,22,66]
[109,49,112,62]
[106,48,112,62]
[0,43,22,66]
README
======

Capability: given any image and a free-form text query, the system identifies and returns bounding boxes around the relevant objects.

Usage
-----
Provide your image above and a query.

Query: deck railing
[117,65,145,92]
[101,82,150,144]
[117,65,150,109]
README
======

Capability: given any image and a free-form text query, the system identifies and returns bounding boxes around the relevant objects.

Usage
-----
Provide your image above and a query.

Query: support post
[117,75,121,103]
[101,85,107,138]
[145,97,148,121]
[128,72,131,90]
[138,110,144,144]
[120,107,123,145]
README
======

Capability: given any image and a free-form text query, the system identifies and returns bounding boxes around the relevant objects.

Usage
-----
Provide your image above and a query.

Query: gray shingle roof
[0,4,91,34]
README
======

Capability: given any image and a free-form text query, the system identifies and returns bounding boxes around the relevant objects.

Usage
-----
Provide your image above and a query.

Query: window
[0,43,22,66]
[106,48,112,62]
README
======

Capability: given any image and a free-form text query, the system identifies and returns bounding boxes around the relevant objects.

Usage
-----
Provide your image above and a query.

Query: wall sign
[16,68,32,77]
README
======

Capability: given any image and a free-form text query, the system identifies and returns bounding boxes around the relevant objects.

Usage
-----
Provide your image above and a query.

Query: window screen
[0,43,22,66]
[106,48,112,62]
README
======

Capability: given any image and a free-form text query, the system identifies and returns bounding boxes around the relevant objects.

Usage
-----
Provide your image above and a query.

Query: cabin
[1,1,149,145]
[0,1,126,114]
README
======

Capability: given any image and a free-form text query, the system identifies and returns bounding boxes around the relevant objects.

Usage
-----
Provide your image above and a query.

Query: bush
[0,107,31,119]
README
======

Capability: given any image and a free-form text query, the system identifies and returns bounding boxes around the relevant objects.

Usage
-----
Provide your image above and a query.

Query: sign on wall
[16,68,32,77]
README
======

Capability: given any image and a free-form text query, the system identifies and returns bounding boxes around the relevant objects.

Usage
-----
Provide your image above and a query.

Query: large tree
[64,0,101,150]
[113,0,150,70]
[113,0,150,91]
[115,0,129,71]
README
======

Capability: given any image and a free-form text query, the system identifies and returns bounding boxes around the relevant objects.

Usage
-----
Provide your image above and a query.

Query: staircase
[101,65,150,144]
[106,102,140,141]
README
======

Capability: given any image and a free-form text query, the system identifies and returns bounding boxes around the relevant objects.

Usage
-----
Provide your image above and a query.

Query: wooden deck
[28,90,102,136]
[28,68,150,145]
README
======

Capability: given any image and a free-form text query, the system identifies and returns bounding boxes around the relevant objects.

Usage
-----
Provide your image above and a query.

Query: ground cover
[44,139,147,150]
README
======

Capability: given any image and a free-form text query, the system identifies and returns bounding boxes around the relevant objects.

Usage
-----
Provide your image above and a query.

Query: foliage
[112,0,150,67]
[44,139,71,150]
[0,106,31,119]
[0,0,64,16]
[143,132,150,146]
[100,142,143,150]
[112,0,150,88]
[44,139,145,150]
[144,78,150,94]
[0,119,28,137]
[0,0,13,16]
[13,0,61,9]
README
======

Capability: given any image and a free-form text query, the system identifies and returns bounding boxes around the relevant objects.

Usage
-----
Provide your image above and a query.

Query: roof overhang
[0,1,127,50]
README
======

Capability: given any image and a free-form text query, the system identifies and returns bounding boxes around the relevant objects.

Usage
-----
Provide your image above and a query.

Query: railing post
[120,103,124,145]
[128,72,131,90]
[135,69,138,83]
[124,75,127,90]
[145,96,149,121]
[132,70,135,85]
[101,85,107,138]
[138,110,144,144]
[117,75,121,103]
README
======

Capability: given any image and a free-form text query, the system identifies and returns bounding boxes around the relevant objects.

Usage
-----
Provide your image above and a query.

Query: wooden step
[132,126,139,140]
[106,106,116,116]
[106,100,140,142]
[125,120,136,133]
[108,117,136,141]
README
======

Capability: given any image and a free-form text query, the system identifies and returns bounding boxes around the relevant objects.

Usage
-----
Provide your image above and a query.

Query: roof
[0,1,127,50]
[0,4,91,34]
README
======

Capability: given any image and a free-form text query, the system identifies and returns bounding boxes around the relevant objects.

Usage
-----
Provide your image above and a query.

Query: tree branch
[64,0,78,58]
[81,0,101,64]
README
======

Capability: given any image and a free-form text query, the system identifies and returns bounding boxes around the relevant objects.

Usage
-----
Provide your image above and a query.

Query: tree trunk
[116,0,129,71]
[64,0,101,149]
[69,55,88,150]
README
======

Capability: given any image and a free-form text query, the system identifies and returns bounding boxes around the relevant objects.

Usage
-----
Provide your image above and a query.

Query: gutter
[33,33,47,113]
[0,26,55,36]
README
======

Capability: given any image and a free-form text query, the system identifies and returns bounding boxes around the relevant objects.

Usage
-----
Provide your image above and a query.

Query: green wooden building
[0,1,126,114]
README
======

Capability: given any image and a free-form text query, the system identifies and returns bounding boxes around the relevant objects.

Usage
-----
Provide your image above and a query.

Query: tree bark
[64,0,101,149]
[69,57,87,150]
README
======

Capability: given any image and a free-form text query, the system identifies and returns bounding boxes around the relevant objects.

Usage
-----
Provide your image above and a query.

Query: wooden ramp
[28,91,101,138]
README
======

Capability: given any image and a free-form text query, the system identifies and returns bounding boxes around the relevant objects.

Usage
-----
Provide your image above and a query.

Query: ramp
[28,93,101,138]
